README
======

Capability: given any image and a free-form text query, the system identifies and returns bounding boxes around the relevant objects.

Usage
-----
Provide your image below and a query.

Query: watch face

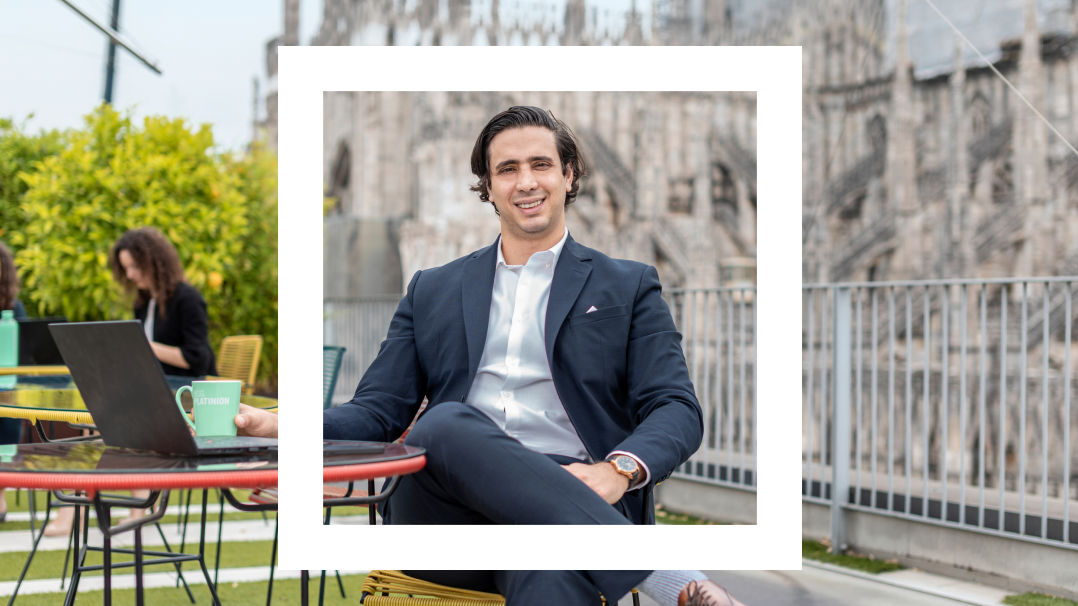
[615,456,637,473]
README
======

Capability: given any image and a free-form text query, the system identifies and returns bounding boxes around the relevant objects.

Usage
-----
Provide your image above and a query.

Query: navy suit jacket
[323,234,703,523]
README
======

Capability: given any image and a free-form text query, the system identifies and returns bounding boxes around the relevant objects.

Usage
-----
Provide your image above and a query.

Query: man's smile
[514,197,545,213]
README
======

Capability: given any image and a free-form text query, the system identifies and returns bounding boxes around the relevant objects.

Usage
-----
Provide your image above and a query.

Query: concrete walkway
[619,565,1014,606]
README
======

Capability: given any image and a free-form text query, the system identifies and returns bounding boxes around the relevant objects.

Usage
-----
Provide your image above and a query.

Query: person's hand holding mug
[234,404,278,438]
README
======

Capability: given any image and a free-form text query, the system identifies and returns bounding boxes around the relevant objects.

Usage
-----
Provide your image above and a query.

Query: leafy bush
[10,105,277,387]
[0,117,65,244]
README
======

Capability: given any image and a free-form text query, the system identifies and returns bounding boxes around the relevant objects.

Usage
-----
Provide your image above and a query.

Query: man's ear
[564,164,574,192]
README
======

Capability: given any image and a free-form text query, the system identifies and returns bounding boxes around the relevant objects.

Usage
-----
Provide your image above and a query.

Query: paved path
[618,565,1014,606]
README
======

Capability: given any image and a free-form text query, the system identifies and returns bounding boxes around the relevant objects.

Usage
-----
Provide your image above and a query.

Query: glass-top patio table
[0,441,278,606]
[0,371,278,426]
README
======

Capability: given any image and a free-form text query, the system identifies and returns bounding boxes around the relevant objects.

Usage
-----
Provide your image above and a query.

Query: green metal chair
[323,346,346,410]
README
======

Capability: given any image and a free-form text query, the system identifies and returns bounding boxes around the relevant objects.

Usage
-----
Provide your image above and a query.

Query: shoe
[680,581,738,606]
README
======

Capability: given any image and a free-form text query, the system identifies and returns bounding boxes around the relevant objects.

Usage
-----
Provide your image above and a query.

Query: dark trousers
[384,401,634,525]
[0,418,22,445]
[403,570,651,606]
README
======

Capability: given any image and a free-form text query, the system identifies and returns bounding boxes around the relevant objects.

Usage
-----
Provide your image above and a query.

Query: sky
[0,0,310,152]
[1,0,655,153]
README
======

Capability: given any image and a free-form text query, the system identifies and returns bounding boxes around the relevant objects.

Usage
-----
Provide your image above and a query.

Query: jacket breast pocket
[568,304,627,327]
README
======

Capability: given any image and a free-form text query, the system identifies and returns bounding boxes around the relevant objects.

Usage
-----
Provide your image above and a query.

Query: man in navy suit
[323,105,702,524]
[323,106,740,605]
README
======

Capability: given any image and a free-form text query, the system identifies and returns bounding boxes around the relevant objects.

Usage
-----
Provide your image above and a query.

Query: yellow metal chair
[360,571,504,605]
[359,571,640,605]
[209,335,263,394]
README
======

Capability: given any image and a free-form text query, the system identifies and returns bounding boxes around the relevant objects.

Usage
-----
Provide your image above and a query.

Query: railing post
[831,287,852,553]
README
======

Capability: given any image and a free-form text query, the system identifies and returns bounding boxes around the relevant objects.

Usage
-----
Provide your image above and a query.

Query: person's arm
[235,403,278,438]
[323,271,428,442]
[608,265,704,487]
[151,342,190,369]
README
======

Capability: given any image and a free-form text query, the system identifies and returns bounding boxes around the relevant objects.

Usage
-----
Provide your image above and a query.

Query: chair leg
[178,488,195,587]
[59,509,74,590]
[318,571,327,606]
[213,490,224,587]
[6,495,52,606]
[265,518,278,606]
[335,571,346,598]
[153,520,195,603]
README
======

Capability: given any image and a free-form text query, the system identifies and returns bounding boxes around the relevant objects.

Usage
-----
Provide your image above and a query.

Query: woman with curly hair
[109,226,217,377]
[52,227,221,530]
[0,241,26,523]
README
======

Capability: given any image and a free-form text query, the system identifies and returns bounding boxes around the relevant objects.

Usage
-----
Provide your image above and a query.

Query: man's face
[486,126,573,244]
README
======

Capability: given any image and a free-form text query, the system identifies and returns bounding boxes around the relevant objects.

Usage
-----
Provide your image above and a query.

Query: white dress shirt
[465,229,650,489]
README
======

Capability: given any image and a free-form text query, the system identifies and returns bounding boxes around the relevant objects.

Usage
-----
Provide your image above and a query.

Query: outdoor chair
[210,334,263,394]
[323,346,346,410]
[359,570,641,606]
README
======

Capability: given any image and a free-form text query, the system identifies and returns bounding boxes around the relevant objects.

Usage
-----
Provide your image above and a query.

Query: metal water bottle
[0,309,17,368]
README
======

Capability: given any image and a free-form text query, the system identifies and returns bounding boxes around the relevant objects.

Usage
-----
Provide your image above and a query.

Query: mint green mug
[175,380,242,437]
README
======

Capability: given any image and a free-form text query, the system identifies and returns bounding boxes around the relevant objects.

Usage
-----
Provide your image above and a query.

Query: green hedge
[5,105,278,387]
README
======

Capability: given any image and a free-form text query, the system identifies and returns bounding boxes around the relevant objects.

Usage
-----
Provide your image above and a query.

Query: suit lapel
[462,237,499,382]
[545,235,593,364]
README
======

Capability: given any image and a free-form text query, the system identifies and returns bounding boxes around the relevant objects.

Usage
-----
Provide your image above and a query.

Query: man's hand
[234,404,278,438]
[561,461,630,505]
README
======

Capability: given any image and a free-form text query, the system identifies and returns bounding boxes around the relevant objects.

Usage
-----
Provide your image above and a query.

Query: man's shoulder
[566,238,650,279]
[410,239,497,288]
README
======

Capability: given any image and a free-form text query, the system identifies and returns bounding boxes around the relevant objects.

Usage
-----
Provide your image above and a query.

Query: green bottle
[0,309,16,388]
[0,309,17,367]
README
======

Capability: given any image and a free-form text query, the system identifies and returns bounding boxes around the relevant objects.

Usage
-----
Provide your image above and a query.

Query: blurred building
[321,91,757,294]
[270,0,1078,290]
[801,0,1078,287]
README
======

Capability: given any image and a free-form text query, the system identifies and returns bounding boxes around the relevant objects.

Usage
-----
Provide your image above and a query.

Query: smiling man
[322,107,734,604]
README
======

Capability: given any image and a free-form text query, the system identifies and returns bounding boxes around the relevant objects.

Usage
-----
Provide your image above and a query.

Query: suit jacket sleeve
[612,265,703,485]
[323,271,428,441]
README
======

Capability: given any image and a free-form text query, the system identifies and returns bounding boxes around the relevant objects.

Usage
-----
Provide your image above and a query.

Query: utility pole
[102,0,121,103]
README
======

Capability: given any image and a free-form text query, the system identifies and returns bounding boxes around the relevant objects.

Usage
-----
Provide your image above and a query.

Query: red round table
[302,441,426,606]
[0,442,277,606]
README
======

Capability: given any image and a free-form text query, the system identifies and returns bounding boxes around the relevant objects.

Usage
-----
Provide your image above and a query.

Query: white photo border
[279,45,802,570]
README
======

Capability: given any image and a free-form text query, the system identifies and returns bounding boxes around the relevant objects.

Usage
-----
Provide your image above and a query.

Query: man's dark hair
[469,106,588,215]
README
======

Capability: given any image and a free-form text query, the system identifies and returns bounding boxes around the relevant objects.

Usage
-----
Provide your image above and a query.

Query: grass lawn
[6,574,371,606]
[0,540,277,583]
[1004,594,1078,606]
[1,489,276,532]
[801,540,903,574]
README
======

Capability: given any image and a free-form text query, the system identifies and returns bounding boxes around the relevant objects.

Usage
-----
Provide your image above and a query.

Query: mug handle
[175,385,197,432]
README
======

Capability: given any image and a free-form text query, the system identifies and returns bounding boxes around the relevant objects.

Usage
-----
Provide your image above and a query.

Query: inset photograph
[320,92,757,527]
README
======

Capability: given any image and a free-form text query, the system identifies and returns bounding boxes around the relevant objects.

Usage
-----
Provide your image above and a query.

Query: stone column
[949,34,970,277]
[886,0,922,280]
[1015,0,1048,278]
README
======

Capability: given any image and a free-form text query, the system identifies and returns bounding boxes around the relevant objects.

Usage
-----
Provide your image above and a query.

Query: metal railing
[322,287,759,493]
[323,295,401,406]
[804,278,1078,553]
[665,288,757,492]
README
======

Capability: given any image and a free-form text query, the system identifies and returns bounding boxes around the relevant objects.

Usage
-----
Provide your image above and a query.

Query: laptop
[49,320,277,456]
[17,317,68,365]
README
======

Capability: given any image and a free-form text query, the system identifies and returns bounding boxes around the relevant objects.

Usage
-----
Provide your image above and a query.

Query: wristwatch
[605,454,640,487]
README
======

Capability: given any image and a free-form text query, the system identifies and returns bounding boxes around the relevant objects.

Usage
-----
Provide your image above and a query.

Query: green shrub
[0,117,65,244]
[11,105,277,386]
